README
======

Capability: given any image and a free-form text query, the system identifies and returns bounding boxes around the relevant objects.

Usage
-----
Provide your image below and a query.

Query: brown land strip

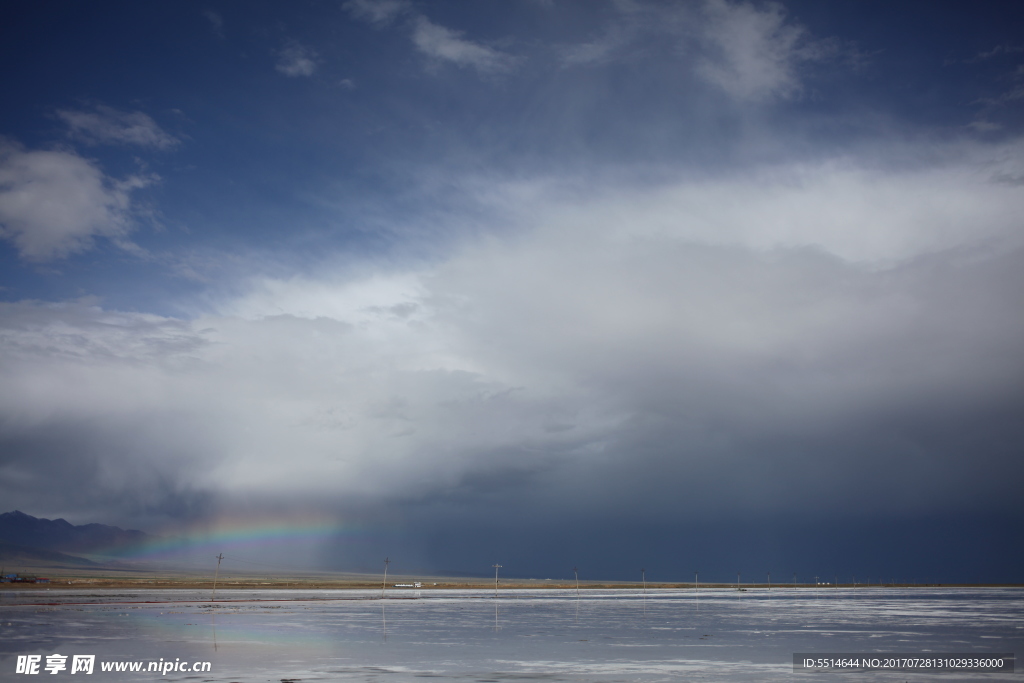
[2,575,1019,591]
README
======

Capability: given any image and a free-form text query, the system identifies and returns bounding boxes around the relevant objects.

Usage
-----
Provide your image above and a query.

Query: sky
[1,0,1023,583]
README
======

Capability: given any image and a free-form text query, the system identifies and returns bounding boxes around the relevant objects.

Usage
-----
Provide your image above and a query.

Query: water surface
[2,587,1020,681]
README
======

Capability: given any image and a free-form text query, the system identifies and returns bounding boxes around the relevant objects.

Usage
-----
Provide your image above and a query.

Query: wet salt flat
[1,587,1020,682]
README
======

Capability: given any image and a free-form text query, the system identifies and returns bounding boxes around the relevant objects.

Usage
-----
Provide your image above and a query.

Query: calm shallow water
[1,587,1020,681]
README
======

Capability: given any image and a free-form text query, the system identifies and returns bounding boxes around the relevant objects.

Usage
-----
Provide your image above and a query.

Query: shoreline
[3,577,1020,591]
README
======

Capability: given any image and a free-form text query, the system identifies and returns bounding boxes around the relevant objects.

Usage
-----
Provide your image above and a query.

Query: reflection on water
[210,612,217,652]
[1,588,1020,682]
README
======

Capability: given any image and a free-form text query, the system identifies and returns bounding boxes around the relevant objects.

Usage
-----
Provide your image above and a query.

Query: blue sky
[1,0,1023,581]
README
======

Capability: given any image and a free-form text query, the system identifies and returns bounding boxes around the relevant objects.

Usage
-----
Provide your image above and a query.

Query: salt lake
[1,587,1020,681]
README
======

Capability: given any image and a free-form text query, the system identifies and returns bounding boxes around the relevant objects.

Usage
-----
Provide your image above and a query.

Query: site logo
[15,655,211,675]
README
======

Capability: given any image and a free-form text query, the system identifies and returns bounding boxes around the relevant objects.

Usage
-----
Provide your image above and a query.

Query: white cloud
[56,105,178,149]
[965,44,1024,63]
[695,0,811,101]
[3,140,1022,522]
[520,160,1024,265]
[558,0,682,67]
[203,9,224,37]
[556,0,843,101]
[344,2,516,76]
[343,0,411,26]
[968,119,1002,133]
[276,42,318,77]
[560,26,632,66]
[0,139,152,261]
[412,17,516,74]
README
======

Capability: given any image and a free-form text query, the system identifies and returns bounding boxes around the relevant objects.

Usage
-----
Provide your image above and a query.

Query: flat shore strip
[3,576,1018,591]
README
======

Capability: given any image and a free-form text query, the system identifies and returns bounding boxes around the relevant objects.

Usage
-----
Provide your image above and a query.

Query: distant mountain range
[0,510,151,562]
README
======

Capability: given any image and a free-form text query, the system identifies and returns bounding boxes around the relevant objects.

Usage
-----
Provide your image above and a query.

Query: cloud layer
[3,139,1022,541]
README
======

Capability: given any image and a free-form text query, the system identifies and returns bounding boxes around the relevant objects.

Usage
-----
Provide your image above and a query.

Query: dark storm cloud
[0,420,215,527]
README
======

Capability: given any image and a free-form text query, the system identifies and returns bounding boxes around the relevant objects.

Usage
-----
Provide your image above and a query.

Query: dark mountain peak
[0,510,151,556]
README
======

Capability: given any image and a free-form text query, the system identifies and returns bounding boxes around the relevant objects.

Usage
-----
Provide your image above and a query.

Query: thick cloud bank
[3,142,1022,573]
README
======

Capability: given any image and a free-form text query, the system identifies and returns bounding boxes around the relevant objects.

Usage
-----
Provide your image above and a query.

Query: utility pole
[694,571,698,593]
[382,557,390,599]
[211,553,224,601]
[492,564,502,598]
[768,571,771,591]
[737,571,740,590]
[641,568,646,595]
[573,566,579,597]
